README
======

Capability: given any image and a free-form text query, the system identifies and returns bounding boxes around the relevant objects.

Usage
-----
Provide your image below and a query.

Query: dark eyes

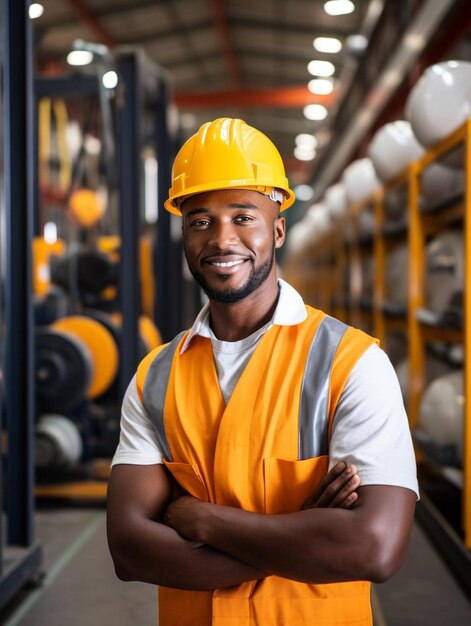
[191,219,211,228]
[189,215,254,228]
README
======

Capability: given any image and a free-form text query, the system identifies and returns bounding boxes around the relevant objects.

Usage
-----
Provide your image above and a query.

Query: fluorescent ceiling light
[295,133,318,149]
[313,37,342,54]
[307,60,335,77]
[294,184,314,201]
[308,78,334,95]
[324,1,355,16]
[294,146,316,161]
[102,70,118,89]
[303,104,328,121]
[67,50,93,66]
[346,33,368,52]
[29,3,44,19]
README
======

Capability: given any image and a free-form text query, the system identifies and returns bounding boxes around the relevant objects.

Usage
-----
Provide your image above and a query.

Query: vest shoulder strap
[299,314,347,459]
[140,330,187,460]
[299,310,378,458]
[328,325,379,438]
[136,345,166,402]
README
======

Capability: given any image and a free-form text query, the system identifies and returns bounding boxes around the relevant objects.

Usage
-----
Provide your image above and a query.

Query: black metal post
[116,52,141,398]
[155,77,183,340]
[4,0,35,547]
[0,0,43,608]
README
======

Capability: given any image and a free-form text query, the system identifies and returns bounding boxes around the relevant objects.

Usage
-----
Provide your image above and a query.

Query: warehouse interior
[1,0,471,624]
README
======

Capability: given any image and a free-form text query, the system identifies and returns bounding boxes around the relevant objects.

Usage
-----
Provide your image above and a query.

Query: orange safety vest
[137,306,377,626]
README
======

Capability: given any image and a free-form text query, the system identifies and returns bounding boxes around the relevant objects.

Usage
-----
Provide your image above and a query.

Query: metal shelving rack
[0,0,43,609]
[407,120,471,594]
[283,118,471,595]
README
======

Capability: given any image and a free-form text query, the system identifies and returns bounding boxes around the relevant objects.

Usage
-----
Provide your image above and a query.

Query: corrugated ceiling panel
[101,5,174,37]
[39,24,96,53]
[171,0,213,24]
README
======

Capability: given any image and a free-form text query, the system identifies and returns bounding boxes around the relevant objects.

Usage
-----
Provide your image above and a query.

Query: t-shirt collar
[180,278,307,354]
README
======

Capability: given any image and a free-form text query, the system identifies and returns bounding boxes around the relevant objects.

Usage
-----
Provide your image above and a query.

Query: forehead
[181,189,278,215]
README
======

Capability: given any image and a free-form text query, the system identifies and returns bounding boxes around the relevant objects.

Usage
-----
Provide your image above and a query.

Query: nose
[208,220,239,249]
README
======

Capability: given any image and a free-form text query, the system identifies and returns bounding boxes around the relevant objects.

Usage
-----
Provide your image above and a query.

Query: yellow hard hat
[165,118,295,215]
[69,188,104,228]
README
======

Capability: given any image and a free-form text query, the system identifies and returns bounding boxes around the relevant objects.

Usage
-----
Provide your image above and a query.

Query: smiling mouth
[208,259,245,268]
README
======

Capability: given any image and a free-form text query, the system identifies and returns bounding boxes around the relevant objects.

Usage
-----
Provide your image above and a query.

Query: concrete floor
[0,508,470,626]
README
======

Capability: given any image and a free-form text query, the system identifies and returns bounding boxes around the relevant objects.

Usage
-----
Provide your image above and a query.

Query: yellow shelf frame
[283,118,471,550]
[407,119,471,549]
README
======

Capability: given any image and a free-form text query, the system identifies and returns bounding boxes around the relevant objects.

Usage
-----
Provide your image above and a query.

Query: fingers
[302,461,346,509]
[302,462,360,509]
[319,463,359,508]
[328,472,360,508]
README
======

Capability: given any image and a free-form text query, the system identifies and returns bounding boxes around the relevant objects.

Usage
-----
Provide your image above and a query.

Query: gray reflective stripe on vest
[143,318,347,463]
[298,316,348,460]
[142,331,186,462]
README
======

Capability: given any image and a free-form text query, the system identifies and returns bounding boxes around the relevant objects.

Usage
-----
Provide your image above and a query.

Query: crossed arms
[107,461,416,590]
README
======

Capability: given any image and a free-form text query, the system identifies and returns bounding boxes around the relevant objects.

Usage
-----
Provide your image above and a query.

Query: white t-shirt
[112,280,419,498]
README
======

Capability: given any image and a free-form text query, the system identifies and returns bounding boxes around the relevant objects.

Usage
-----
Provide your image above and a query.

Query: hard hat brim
[165,184,296,216]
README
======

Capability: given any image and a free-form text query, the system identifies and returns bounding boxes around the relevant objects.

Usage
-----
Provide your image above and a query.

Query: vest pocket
[163,460,209,502]
[263,455,329,514]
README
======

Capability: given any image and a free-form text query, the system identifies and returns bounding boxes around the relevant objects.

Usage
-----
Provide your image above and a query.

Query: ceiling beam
[209,0,242,89]
[65,0,116,47]
[175,85,335,108]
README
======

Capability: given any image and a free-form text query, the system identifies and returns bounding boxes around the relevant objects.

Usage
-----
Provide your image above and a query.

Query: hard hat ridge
[164,118,295,215]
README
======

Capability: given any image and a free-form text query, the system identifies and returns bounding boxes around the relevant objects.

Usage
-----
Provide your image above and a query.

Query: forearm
[194,505,374,584]
[169,486,416,584]
[108,515,266,590]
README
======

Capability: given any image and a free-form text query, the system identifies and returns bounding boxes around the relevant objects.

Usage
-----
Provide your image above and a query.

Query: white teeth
[210,260,244,268]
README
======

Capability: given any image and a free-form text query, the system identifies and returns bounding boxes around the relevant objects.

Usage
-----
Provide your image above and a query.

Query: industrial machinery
[30,49,179,497]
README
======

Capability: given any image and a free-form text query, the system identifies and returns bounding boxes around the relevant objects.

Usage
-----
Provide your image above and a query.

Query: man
[107,118,418,626]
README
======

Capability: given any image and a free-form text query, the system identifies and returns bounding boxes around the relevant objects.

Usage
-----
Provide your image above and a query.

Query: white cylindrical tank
[406,60,471,167]
[342,158,380,205]
[325,183,348,222]
[306,202,332,242]
[286,220,311,254]
[285,203,331,253]
[426,230,464,314]
[421,162,465,202]
[395,353,453,407]
[419,370,464,463]
[368,120,425,183]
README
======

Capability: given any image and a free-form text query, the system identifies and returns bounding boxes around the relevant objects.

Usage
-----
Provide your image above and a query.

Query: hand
[163,495,210,543]
[302,461,360,510]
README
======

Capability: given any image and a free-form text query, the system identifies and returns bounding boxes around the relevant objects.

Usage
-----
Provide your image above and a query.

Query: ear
[274,216,286,249]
